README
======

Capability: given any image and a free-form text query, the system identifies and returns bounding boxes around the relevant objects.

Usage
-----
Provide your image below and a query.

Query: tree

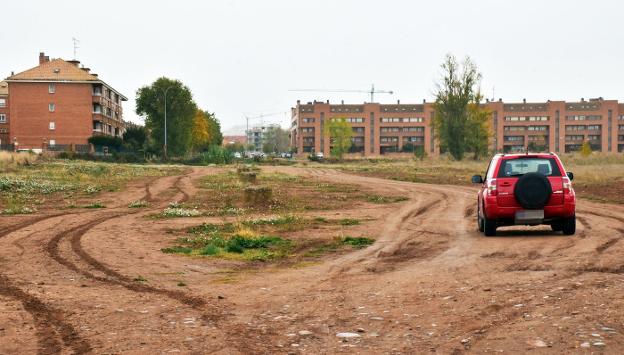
[205,112,223,146]
[466,92,491,160]
[136,77,197,157]
[88,135,122,149]
[580,140,592,157]
[122,125,147,152]
[225,142,245,153]
[262,126,289,154]
[324,118,352,159]
[433,54,483,160]
[191,110,210,152]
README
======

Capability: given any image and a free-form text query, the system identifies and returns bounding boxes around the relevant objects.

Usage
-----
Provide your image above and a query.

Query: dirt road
[0,166,622,354]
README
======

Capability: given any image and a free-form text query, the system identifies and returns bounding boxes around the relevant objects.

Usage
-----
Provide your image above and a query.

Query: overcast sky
[2,0,623,134]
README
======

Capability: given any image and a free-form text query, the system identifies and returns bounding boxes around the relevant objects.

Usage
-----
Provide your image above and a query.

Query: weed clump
[128,200,148,208]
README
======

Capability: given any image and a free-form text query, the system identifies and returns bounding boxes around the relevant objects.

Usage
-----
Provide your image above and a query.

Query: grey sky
[2,0,623,134]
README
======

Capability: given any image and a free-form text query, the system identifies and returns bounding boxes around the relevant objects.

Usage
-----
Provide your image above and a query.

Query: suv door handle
[501,182,511,186]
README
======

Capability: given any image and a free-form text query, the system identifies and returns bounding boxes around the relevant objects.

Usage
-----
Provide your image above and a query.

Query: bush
[187,145,233,165]
[88,136,123,149]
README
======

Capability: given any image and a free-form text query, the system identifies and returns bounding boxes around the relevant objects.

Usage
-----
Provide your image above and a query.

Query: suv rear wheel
[562,215,576,235]
[551,222,563,232]
[477,205,485,232]
[483,216,497,237]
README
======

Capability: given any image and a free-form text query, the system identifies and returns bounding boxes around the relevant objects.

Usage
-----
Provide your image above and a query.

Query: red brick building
[3,52,127,151]
[290,98,624,156]
[0,81,9,147]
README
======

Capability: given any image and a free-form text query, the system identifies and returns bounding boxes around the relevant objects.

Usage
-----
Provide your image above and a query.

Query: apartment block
[246,124,280,151]
[290,100,435,156]
[290,98,624,156]
[3,52,127,151]
[0,81,8,146]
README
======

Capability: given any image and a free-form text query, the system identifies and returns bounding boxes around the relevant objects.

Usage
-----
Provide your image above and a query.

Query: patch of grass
[84,202,105,209]
[0,160,182,212]
[161,207,201,218]
[133,275,148,282]
[339,218,360,226]
[177,281,187,287]
[162,246,194,254]
[2,205,37,215]
[365,195,409,204]
[128,200,148,208]
[162,225,293,262]
[342,236,375,249]
[313,217,328,223]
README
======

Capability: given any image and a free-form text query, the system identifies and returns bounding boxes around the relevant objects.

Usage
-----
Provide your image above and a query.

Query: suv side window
[485,157,498,180]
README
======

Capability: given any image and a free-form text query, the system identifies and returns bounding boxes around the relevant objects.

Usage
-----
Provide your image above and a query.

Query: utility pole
[160,86,174,160]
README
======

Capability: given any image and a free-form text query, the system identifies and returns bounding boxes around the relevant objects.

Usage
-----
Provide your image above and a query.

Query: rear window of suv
[497,158,561,178]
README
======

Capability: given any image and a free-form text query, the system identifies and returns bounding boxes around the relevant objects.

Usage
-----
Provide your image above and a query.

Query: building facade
[246,124,280,151]
[0,81,9,147]
[3,52,127,151]
[290,99,624,156]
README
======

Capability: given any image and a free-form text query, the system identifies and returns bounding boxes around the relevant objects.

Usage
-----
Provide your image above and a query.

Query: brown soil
[0,166,623,354]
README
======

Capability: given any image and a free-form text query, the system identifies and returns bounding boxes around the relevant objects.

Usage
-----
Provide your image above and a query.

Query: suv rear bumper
[485,204,575,220]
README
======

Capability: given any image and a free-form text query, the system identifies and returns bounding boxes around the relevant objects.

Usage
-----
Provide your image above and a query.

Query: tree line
[116,77,224,158]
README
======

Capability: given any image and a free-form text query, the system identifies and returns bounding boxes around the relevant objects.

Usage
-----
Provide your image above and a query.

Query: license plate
[515,210,544,221]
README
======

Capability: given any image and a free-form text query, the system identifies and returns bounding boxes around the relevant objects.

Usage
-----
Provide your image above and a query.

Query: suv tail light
[487,179,498,196]
[562,177,572,194]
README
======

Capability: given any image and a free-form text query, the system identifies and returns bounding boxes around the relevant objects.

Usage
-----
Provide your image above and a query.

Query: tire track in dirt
[0,274,92,355]
[0,173,187,354]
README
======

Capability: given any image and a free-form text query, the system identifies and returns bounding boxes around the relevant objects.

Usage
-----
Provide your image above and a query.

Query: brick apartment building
[2,52,127,151]
[290,98,624,156]
[0,81,9,147]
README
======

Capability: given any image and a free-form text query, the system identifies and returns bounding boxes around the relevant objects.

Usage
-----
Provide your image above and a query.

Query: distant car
[471,153,576,236]
[233,152,242,159]
[315,152,324,159]
[280,152,292,159]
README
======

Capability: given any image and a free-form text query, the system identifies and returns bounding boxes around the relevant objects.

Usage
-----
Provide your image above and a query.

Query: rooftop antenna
[72,37,80,60]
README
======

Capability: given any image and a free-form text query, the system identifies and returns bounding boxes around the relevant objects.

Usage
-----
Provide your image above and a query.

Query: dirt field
[1,165,623,354]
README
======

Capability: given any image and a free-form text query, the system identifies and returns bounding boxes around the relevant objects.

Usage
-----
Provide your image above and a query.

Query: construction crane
[243,111,288,133]
[289,84,394,103]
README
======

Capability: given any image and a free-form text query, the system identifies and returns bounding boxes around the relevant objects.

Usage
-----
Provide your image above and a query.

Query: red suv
[472,153,576,236]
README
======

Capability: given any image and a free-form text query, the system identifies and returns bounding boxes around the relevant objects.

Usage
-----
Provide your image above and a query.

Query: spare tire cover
[514,172,552,209]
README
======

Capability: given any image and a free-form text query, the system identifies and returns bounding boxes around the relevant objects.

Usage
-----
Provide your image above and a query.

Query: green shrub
[187,146,234,165]
[342,237,375,248]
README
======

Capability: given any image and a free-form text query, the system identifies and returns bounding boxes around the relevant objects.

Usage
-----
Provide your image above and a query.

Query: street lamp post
[159,86,174,159]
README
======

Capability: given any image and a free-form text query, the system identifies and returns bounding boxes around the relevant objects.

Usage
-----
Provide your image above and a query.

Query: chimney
[523,98,526,103]
[39,52,50,65]
[423,99,426,104]
[326,100,329,104]
[397,99,400,104]
[296,100,300,105]
[341,100,344,104]
[486,98,489,103]
[67,60,80,67]
[499,98,502,102]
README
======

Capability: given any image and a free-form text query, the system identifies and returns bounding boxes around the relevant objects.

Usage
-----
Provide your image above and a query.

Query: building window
[505,116,549,122]
[49,122,55,130]
[49,139,56,146]
[0,114,6,123]
[302,117,315,123]
[49,103,55,112]
[0,98,6,107]
[48,84,56,93]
